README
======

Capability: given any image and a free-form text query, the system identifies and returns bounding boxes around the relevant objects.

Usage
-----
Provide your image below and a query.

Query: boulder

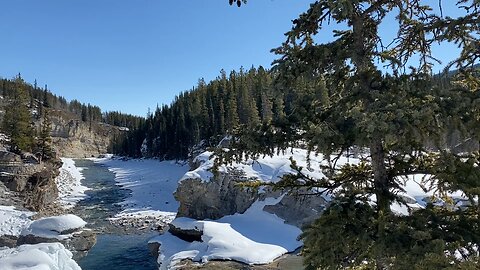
[17,215,96,259]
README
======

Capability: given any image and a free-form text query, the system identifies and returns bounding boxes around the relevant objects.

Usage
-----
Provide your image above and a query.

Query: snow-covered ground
[0,242,81,270]
[90,156,189,223]
[0,206,34,237]
[56,158,89,209]
[182,148,347,184]
[150,196,302,269]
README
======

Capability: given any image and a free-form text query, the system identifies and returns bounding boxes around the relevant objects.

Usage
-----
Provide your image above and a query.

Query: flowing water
[72,159,158,270]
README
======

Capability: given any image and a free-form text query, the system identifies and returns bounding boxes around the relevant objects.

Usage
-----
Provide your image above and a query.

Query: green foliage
[114,66,279,159]
[302,198,480,270]
[224,0,480,269]
[36,109,54,161]
[2,75,35,153]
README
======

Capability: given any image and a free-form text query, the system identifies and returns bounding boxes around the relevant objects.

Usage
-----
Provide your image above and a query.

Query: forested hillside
[112,65,470,160]
[0,75,144,131]
[112,66,288,158]
[0,75,144,156]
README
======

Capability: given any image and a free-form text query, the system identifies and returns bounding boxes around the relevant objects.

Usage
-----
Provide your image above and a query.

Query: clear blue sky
[0,0,464,116]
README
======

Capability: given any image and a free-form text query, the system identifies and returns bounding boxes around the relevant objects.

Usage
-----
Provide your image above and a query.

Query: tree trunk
[370,137,390,270]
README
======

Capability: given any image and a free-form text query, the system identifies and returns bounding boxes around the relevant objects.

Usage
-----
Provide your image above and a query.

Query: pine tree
[2,76,35,153]
[37,109,54,161]
[42,86,50,108]
[228,0,480,268]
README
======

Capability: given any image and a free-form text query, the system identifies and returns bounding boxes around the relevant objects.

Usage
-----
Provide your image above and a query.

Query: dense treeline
[0,74,144,130]
[113,66,295,159]
[113,65,468,160]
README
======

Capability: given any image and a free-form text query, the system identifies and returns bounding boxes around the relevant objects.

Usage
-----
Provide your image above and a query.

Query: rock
[50,116,121,158]
[0,173,28,192]
[148,241,160,259]
[0,235,18,248]
[17,229,96,259]
[67,229,97,253]
[0,151,22,164]
[175,170,258,220]
[175,166,329,228]
[168,222,203,242]
[24,168,59,212]
[263,190,328,228]
[17,234,59,245]
[21,152,40,164]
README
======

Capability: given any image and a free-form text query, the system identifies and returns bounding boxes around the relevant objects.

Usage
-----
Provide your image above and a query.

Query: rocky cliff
[50,111,122,158]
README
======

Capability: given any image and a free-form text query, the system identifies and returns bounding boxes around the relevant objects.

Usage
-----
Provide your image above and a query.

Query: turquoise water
[73,159,159,270]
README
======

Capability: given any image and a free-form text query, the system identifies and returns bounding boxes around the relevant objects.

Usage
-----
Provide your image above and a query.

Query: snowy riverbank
[56,158,89,209]
[0,158,92,270]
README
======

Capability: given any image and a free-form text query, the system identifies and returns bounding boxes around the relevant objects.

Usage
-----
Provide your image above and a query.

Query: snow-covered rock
[150,197,302,269]
[176,148,333,221]
[0,242,81,270]
[18,215,95,257]
[0,206,34,248]
[21,214,87,239]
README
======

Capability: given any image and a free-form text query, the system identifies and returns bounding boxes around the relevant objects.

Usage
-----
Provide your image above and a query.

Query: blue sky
[0,0,465,116]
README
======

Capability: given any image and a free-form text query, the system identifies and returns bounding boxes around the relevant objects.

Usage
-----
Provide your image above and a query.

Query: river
[72,159,158,270]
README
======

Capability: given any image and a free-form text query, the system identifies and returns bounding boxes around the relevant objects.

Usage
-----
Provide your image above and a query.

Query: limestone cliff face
[50,114,119,158]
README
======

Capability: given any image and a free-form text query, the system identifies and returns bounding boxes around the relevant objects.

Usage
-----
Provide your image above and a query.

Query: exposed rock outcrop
[175,153,329,228]
[175,169,258,220]
[50,114,122,158]
[17,215,96,259]
[0,150,62,213]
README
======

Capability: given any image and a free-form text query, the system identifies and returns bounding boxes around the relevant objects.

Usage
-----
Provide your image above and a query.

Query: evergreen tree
[37,109,54,161]
[228,0,480,269]
[42,86,50,108]
[2,76,35,153]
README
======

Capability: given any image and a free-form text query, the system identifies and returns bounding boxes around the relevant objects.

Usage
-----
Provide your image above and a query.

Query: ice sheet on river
[90,156,189,222]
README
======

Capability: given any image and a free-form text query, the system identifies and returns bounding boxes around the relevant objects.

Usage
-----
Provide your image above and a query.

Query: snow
[0,206,34,237]
[55,158,89,209]
[150,196,302,269]
[181,148,353,184]
[21,214,87,240]
[0,243,81,270]
[90,156,189,221]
